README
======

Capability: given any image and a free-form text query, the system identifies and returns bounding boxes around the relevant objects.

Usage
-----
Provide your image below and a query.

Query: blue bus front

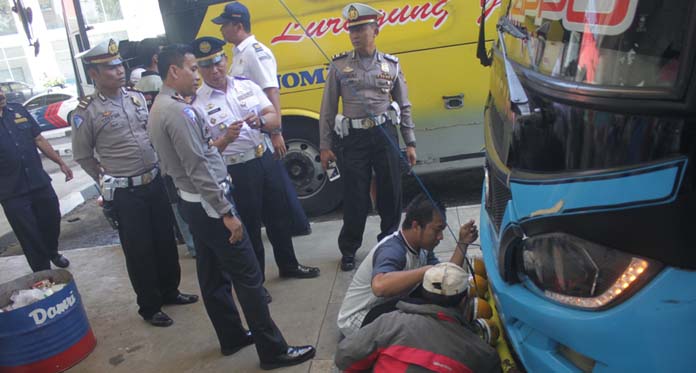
[481,0,696,371]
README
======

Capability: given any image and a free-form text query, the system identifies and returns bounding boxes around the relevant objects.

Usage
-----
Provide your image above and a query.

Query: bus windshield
[504,0,692,89]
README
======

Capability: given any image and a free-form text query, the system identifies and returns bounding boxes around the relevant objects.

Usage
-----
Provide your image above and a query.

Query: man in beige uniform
[71,39,198,327]
[319,3,417,271]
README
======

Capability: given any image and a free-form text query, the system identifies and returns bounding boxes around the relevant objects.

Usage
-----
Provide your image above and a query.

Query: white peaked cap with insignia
[342,3,381,28]
[75,38,123,66]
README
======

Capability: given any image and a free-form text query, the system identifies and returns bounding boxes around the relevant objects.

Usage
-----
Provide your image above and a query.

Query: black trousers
[227,150,299,281]
[277,159,310,235]
[179,198,287,360]
[112,175,181,319]
[1,185,60,272]
[338,123,402,257]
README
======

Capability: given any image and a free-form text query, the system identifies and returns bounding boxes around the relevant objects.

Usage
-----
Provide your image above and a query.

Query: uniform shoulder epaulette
[77,96,93,110]
[233,75,250,81]
[126,86,143,94]
[332,51,349,61]
[171,93,186,103]
[383,53,399,63]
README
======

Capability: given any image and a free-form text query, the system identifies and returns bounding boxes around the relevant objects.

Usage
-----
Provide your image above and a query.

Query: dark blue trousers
[1,185,60,272]
[337,123,402,257]
[227,150,300,281]
[179,198,287,360]
[112,175,181,319]
[277,160,310,235]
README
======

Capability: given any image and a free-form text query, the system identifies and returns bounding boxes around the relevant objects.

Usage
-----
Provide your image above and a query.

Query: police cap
[191,37,227,67]
[211,1,250,27]
[75,38,123,66]
[342,3,381,28]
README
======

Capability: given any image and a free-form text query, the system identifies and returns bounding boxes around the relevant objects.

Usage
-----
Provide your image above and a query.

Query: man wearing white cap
[335,262,501,373]
[319,3,418,271]
[71,39,198,327]
[338,194,478,336]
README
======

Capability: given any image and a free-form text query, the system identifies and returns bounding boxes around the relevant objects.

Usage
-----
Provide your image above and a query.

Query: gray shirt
[319,49,415,150]
[147,84,233,216]
[71,87,158,182]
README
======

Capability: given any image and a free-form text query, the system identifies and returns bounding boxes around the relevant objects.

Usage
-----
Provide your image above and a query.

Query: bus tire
[282,116,343,217]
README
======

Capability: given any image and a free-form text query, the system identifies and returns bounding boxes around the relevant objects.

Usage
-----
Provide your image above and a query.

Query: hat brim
[197,54,224,67]
[103,58,123,66]
[211,15,233,25]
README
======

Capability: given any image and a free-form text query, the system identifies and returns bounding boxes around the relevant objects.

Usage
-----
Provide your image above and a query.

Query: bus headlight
[519,233,661,309]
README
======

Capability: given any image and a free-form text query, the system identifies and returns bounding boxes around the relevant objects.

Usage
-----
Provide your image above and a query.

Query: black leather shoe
[340,256,355,271]
[145,311,173,327]
[221,330,254,356]
[278,264,320,279]
[260,345,316,370]
[164,293,199,305]
[51,254,70,268]
[263,287,273,304]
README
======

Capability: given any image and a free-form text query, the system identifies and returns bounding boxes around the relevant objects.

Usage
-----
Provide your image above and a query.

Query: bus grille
[487,172,511,231]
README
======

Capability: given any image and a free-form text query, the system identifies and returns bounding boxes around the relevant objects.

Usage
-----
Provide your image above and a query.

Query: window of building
[0,47,31,85]
[80,0,123,24]
[39,0,64,30]
[0,0,19,36]
[51,39,76,85]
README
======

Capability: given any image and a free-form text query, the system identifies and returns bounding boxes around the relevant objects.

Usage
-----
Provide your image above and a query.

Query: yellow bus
[160,0,503,215]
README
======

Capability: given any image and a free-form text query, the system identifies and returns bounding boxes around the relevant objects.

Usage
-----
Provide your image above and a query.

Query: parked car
[0,81,37,104]
[23,92,78,132]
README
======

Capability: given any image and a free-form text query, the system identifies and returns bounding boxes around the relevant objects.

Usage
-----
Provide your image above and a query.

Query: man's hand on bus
[320,149,336,171]
[458,220,479,247]
[406,145,417,167]
[271,133,287,158]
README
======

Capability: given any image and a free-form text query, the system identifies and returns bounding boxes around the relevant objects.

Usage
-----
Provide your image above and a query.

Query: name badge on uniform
[15,116,28,124]
[237,91,260,109]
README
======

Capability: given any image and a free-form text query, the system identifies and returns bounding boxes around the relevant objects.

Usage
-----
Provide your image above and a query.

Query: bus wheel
[283,117,343,217]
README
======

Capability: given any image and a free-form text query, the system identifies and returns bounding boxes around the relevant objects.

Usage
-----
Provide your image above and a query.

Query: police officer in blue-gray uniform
[0,88,72,272]
[70,39,198,327]
[190,37,319,296]
[319,3,417,271]
[147,43,315,369]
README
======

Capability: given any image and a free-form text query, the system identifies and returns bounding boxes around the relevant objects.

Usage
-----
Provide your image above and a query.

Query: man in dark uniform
[214,1,312,237]
[190,37,319,302]
[0,87,72,272]
[148,43,315,369]
[71,39,198,327]
[319,3,417,271]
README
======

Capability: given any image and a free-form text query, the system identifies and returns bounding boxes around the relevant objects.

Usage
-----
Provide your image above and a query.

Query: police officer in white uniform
[71,39,198,327]
[147,43,315,368]
[319,3,417,271]
[190,38,319,302]
[213,1,312,237]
